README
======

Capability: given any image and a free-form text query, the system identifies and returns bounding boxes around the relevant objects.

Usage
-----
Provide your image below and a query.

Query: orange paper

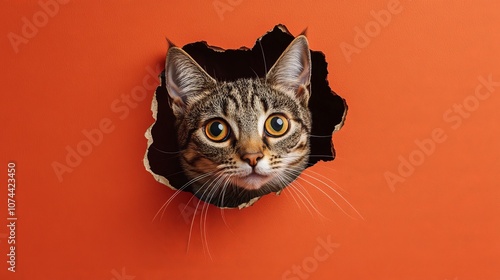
[1,1,499,279]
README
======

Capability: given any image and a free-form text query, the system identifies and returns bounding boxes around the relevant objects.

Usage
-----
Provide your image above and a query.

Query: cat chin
[233,173,272,191]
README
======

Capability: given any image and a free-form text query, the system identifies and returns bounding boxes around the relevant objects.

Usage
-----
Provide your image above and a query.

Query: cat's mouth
[234,171,272,190]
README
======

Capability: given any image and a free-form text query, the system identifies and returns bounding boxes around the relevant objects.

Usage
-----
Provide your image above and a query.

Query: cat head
[165,36,312,207]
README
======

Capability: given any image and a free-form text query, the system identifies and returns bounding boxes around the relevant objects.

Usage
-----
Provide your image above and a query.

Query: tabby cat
[166,36,312,208]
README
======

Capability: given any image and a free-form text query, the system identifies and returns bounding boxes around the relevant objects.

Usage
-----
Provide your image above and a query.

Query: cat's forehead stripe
[192,78,309,139]
[221,93,240,116]
[260,97,269,112]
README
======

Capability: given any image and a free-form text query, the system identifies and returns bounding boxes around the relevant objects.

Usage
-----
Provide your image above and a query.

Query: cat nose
[241,152,264,167]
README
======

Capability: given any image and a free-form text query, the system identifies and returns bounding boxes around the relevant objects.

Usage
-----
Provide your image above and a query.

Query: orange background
[1,1,499,279]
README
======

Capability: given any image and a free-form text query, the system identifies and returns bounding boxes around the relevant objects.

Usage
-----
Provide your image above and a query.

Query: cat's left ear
[266,35,312,105]
[165,47,216,117]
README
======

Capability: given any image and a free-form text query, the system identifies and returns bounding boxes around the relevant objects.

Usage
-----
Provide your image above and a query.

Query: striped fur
[166,36,312,207]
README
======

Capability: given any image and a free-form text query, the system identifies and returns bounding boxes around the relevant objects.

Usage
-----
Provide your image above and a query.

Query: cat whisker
[249,67,260,80]
[303,162,342,177]
[210,172,237,233]
[309,135,334,138]
[282,175,315,216]
[150,145,184,154]
[187,170,228,259]
[290,180,329,221]
[304,161,338,170]
[304,168,347,193]
[190,199,211,259]
[284,154,336,159]
[150,170,187,179]
[218,175,235,233]
[201,171,234,259]
[187,174,221,259]
[201,174,227,258]
[200,198,212,260]
[152,172,213,222]
[258,39,268,82]
[280,188,302,210]
[211,70,219,81]
[280,167,363,220]
[271,167,319,218]
[279,168,330,221]
[308,155,336,158]
[272,170,303,210]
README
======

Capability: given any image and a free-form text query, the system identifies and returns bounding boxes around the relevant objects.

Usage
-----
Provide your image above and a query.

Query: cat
[165,35,312,208]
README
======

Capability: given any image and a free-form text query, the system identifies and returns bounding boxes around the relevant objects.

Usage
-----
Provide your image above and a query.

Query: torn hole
[144,24,347,209]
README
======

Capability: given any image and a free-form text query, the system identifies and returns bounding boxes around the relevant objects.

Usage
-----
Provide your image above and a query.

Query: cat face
[165,36,312,207]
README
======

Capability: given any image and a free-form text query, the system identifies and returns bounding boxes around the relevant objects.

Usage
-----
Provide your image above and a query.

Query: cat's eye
[265,114,289,137]
[205,119,230,142]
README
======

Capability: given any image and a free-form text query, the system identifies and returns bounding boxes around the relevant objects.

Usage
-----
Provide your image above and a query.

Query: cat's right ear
[165,47,216,116]
[266,35,312,106]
